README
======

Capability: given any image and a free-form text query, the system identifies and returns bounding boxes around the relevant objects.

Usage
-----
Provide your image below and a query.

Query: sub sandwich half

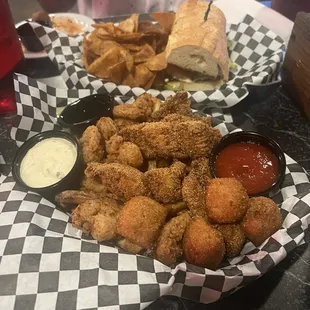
[164,0,229,91]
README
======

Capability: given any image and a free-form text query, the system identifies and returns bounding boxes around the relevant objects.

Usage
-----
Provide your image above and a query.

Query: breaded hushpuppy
[183,218,225,270]
[214,224,245,258]
[117,196,168,249]
[205,178,249,223]
[241,197,282,246]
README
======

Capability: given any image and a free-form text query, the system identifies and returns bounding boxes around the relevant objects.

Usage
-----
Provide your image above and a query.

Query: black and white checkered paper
[2,73,310,309]
[28,13,284,110]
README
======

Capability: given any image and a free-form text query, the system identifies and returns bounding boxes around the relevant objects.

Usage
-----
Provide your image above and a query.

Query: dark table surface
[2,14,310,309]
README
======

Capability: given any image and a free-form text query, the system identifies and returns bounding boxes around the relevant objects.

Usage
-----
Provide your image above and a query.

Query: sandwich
[164,0,230,91]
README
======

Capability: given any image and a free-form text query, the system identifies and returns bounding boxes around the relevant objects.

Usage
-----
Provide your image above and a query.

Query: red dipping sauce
[215,142,279,195]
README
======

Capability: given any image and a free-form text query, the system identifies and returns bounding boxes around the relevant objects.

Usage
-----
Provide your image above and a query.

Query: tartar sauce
[20,138,77,188]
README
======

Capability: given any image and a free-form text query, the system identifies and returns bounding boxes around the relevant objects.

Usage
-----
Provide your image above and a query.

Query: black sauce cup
[12,130,85,202]
[58,93,116,137]
[17,22,45,53]
[209,131,286,197]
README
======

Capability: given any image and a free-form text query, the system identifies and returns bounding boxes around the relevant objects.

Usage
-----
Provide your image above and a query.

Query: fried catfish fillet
[119,120,221,159]
[182,158,212,217]
[150,92,191,121]
[84,162,149,201]
[113,93,160,121]
[80,125,105,163]
[155,211,191,265]
[162,113,212,127]
[182,175,206,217]
[189,158,212,184]
[144,161,186,203]
[72,198,120,241]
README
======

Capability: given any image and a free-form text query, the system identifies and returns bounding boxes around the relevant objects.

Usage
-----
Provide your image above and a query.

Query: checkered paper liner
[28,13,284,109]
[3,73,310,309]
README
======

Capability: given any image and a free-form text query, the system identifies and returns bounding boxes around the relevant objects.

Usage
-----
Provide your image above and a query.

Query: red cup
[0,0,24,114]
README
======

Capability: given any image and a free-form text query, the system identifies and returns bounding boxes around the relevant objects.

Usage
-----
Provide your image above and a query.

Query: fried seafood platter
[56,92,283,270]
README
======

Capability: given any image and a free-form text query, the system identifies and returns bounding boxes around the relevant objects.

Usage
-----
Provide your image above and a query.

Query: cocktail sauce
[215,142,279,195]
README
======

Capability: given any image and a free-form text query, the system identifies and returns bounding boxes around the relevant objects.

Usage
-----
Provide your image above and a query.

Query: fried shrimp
[241,197,282,246]
[117,196,167,249]
[85,162,149,201]
[106,135,143,168]
[105,135,124,156]
[72,198,120,241]
[183,217,225,270]
[81,177,115,199]
[214,224,245,258]
[145,161,186,203]
[155,212,191,265]
[80,125,105,163]
[96,117,118,141]
[118,142,144,168]
[205,178,249,223]
[55,190,96,209]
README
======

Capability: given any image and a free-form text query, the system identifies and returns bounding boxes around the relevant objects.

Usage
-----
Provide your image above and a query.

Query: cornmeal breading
[72,199,120,241]
[80,125,105,163]
[113,93,159,121]
[117,196,167,249]
[145,161,186,203]
[84,162,149,201]
[96,117,118,141]
[155,212,191,265]
[119,120,221,159]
